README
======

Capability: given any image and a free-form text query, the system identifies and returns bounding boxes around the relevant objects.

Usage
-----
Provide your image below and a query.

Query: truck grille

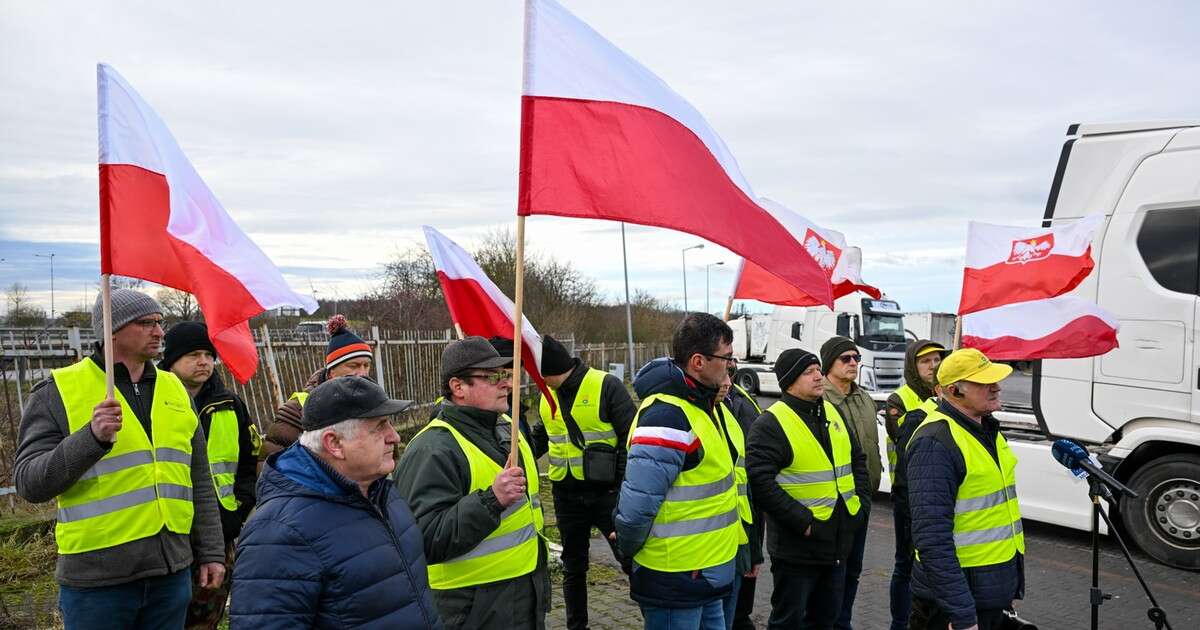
[873,357,905,391]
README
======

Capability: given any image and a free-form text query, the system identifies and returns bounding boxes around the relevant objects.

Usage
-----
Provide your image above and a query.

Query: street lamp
[681,244,704,312]
[705,261,725,313]
[34,253,55,322]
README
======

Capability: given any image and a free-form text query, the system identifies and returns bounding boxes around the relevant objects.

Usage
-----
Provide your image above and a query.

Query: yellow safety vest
[888,384,925,483]
[717,402,752,545]
[415,418,545,589]
[540,368,618,481]
[770,400,862,521]
[202,403,241,511]
[911,409,1025,567]
[51,360,197,555]
[290,391,308,406]
[628,394,740,572]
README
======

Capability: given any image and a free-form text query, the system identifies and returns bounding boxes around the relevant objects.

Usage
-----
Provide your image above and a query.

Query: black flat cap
[302,376,413,430]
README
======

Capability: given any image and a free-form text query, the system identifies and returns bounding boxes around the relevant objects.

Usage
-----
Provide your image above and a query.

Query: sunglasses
[838,354,862,364]
[458,370,511,385]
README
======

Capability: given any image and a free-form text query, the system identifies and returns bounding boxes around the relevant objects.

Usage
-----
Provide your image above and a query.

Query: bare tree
[5,283,47,326]
[157,288,199,322]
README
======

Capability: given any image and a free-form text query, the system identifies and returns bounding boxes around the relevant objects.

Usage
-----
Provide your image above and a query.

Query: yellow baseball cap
[936,348,1012,386]
[915,343,946,358]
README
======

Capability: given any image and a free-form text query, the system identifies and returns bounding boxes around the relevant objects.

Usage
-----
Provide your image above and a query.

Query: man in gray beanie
[819,336,881,630]
[14,288,226,629]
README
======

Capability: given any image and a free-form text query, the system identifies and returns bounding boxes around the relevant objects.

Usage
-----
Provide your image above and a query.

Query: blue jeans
[889,497,914,630]
[642,595,732,630]
[835,503,869,630]
[59,569,192,630]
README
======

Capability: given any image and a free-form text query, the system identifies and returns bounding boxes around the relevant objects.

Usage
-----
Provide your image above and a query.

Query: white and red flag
[423,226,555,411]
[961,295,1119,360]
[97,63,317,383]
[958,215,1103,315]
[517,0,834,307]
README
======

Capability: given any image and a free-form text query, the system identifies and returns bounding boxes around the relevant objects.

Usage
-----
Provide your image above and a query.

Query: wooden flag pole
[453,322,465,340]
[507,215,528,468]
[953,315,963,350]
[722,297,734,322]
[101,274,116,400]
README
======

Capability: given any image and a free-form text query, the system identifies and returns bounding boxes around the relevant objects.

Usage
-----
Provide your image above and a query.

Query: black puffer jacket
[907,399,1023,629]
[746,394,868,566]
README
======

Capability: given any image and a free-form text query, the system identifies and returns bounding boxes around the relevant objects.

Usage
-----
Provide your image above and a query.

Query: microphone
[1050,439,1137,499]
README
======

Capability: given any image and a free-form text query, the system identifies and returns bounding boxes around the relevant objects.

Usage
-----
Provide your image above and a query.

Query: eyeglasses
[700,352,736,364]
[838,354,862,364]
[133,318,164,330]
[458,370,511,385]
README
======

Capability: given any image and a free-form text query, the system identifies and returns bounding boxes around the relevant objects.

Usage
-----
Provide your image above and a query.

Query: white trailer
[903,312,956,348]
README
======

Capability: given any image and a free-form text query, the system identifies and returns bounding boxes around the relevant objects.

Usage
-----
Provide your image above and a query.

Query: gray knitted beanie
[92,288,163,339]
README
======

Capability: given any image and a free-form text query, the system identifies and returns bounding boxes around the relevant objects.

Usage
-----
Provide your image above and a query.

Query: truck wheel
[734,369,759,394]
[1119,454,1200,570]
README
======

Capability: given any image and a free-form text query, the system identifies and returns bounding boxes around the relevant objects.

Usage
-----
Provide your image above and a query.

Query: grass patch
[0,527,60,628]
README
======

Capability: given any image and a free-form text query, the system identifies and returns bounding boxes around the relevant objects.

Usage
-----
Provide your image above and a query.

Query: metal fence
[0,326,670,488]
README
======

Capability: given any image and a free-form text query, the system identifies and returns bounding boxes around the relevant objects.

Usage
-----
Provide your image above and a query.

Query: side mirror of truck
[836,313,850,338]
[790,322,803,340]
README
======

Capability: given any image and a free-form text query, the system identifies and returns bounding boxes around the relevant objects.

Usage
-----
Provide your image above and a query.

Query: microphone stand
[1085,475,1171,630]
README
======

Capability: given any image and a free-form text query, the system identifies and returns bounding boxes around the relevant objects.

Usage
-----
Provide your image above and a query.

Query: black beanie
[820,336,858,375]
[775,349,820,392]
[541,335,575,377]
[488,336,515,359]
[159,322,217,370]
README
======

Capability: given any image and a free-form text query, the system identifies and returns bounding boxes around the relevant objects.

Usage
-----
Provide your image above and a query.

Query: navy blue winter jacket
[614,358,737,608]
[908,399,1023,630]
[231,444,442,629]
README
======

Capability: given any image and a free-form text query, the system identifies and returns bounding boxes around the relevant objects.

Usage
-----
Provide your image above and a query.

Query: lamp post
[34,253,55,322]
[705,261,724,313]
[681,244,704,312]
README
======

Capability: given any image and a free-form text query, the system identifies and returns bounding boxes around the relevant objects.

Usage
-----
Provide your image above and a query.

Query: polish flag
[961,295,1119,360]
[97,64,317,382]
[959,215,1103,315]
[518,0,834,307]
[423,226,555,412]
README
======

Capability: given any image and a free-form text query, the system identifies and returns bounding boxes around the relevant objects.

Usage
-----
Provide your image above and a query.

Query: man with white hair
[231,376,441,629]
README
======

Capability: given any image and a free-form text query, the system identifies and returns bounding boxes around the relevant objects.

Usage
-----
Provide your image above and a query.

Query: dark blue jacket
[908,400,1023,629]
[231,444,442,630]
[615,358,737,608]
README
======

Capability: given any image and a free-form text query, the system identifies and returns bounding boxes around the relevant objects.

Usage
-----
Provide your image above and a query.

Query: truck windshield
[862,314,905,342]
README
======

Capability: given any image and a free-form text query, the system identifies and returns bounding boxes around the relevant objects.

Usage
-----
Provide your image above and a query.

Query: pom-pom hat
[325,314,372,370]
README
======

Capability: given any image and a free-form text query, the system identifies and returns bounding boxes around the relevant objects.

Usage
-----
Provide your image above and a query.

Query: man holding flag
[14,290,226,628]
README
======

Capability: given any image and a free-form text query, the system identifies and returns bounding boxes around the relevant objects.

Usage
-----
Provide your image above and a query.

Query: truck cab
[1037,120,1200,569]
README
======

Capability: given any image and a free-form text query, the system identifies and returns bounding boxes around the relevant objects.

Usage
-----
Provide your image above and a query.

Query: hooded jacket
[747,392,868,567]
[190,372,258,542]
[885,339,942,441]
[614,358,739,608]
[231,444,442,629]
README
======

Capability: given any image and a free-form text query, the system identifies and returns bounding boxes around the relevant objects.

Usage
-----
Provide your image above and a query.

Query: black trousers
[767,560,846,630]
[553,485,631,630]
[909,597,1006,630]
[732,574,758,630]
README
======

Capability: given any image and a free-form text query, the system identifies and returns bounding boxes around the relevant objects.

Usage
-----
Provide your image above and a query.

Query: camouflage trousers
[185,542,235,629]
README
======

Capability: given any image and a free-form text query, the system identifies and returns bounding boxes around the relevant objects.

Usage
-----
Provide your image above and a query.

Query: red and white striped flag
[423,226,555,411]
[98,64,317,382]
[518,0,835,307]
[961,295,1119,360]
[958,215,1103,315]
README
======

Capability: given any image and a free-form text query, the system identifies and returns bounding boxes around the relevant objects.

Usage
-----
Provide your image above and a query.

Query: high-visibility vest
[415,418,545,589]
[717,402,752,545]
[627,394,740,572]
[540,368,618,481]
[51,360,197,555]
[770,400,862,521]
[290,391,308,406]
[201,402,241,511]
[732,384,762,414]
[888,384,925,483]
[911,409,1025,567]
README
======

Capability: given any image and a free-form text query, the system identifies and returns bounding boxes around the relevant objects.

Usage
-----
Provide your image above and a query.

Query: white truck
[729,295,907,396]
[903,312,956,349]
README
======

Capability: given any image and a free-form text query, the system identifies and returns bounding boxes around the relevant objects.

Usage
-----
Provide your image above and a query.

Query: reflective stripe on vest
[911,409,1025,567]
[717,401,752,545]
[416,418,544,589]
[540,368,618,481]
[203,405,241,511]
[52,360,197,555]
[628,393,740,572]
[888,384,926,483]
[770,400,861,521]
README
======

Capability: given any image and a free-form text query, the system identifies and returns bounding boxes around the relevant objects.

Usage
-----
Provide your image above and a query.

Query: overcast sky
[3,1,1200,321]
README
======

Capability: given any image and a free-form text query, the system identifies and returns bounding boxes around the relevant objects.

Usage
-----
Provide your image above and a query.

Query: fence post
[67,327,82,359]
[13,356,24,412]
[371,325,387,396]
[261,324,285,410]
